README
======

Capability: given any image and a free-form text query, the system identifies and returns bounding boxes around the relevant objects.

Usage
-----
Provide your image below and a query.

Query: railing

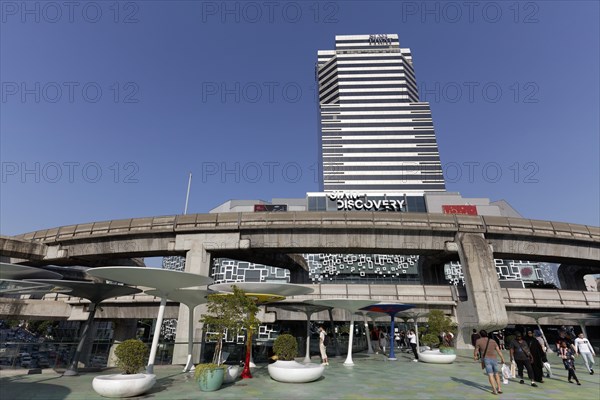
[0,340,186,370]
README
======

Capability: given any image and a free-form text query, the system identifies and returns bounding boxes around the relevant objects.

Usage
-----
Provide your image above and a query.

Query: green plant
[439,346,456,354]
[194,363,226,386]
[114,339,148,374]
[425,310,457,347]
[421,333,440,347]
[273,334,298,361]
[200,285,260,365]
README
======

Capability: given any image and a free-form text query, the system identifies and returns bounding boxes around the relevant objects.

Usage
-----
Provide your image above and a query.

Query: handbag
[501,363,512,383]
[543,361,552,377]
[510,360,516,377]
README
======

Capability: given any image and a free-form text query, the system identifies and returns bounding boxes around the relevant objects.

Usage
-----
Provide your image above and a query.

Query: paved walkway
[1,350,598,399]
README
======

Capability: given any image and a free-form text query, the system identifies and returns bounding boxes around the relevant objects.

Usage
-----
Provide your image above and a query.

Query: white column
[147,297,167,374]
[183,304,195,372]
[362,312,374,354]
[344,313,355,366]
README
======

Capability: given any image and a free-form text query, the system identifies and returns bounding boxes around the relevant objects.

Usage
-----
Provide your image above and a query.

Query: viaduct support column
[454,232,508,348]
[172,233,242,365]
[107,319,138,367]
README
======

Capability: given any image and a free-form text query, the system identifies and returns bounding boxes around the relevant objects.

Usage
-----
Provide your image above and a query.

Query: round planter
[418,350,457,364]
[197,367,225,392]
[92,373,156,398]
[223,365,241,383]
[267,360,324,383]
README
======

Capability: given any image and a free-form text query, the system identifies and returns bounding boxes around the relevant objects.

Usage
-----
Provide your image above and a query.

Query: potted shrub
[92,339,156,398]
[421,333,440,348]
[417,311,457,364]
[199,285,259,383]
[194,363,227,392]
[267,334,324,383]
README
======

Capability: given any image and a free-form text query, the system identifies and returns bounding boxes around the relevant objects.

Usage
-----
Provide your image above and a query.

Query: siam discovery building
[316,34,445,192]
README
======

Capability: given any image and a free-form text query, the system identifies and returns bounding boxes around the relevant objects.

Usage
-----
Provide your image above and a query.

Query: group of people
[369,327,419,361]
[473,328,596,395]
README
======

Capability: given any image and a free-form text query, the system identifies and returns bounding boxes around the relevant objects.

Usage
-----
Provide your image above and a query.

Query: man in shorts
[475,330,506,395]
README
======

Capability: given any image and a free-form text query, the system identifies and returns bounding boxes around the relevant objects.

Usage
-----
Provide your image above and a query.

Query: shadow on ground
[0,377,71,399]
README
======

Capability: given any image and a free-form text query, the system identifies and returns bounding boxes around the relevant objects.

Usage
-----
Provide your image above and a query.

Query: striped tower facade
[317,34,446,192]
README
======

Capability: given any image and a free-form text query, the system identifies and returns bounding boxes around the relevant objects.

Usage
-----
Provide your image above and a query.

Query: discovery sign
[327,192,405,212]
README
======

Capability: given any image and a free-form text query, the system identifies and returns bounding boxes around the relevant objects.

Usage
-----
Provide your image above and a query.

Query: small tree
[200,286,260,365]
[426,310,457,348]
[421,333,440,348]
[114,339,148,374]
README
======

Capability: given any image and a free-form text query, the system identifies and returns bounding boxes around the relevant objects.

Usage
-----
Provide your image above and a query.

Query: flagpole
[184,172,192,215]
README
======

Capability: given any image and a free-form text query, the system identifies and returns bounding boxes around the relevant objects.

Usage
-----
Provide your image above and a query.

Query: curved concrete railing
[12,212,600,243]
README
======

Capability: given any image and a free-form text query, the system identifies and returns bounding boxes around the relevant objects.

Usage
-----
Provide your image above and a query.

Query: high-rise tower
[317,34,446,192]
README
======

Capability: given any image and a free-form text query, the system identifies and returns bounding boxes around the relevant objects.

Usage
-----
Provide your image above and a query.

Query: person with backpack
[319,325,329,366]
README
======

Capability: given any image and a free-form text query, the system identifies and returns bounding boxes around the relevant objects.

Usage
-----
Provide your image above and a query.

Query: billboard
[254,204,287,212]
[442,205,478,215]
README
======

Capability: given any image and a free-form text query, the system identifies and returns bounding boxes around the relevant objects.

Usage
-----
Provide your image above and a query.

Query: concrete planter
[197,367,224,392]
[418,350,457,364]
[92,373,156,398]
[267,360,324,383]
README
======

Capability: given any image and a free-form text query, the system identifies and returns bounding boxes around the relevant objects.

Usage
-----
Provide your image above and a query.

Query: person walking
[471,329,481,347]
[371,327,380,354]
[379,329,388,355]
[509,332,538,387]
[525,330,545,383]
[407,329,418,362]
[534,330,552,378]
[474,330,506,395]
[574,332,596,375]
[318,326,328,366]
[559,341,581,385]
[497,331,506,350]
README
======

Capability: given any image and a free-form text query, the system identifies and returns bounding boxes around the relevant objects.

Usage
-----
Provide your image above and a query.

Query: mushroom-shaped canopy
[0,262,63,280]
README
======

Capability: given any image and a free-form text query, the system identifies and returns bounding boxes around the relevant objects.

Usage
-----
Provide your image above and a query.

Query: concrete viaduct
[1,212,599,356]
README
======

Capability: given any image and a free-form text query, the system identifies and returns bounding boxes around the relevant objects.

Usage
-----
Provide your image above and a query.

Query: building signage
[327,192,405,212]
[442,205,478,215]
[369,34,392,46]
[254,204,287,212]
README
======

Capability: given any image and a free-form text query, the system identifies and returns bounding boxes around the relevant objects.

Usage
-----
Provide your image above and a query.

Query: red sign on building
[442,205,478,215]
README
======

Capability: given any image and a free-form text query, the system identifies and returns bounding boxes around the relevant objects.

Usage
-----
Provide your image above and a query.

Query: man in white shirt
[574,333,596,374]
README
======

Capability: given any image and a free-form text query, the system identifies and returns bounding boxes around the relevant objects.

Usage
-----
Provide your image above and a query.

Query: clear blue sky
[1,0,599,236]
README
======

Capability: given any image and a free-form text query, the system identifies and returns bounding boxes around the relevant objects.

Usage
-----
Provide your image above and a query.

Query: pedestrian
[379,329,388,354]
[371,327,380,354]
[525,330,545,382]
[318,326,328,366]
[471,328,481,347]
[497,331,505,350]
[509,332,538,387]
[399,330,407,348]
[474,330,506,395]
[407,329,418,362]
[534,330,552,378]
[559,341,581,385]
[443,332,454,347]
[574,332,596,375]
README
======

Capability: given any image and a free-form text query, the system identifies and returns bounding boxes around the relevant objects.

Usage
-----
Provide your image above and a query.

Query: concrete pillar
[454,232,508,349]
[107,319,138,367]
[172,233,241,365]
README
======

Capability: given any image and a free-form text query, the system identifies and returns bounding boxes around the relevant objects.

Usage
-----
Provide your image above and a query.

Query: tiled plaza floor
[1,350,598,399]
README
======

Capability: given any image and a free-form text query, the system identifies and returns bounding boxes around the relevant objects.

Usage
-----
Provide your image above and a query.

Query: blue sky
[1,0,599,237]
